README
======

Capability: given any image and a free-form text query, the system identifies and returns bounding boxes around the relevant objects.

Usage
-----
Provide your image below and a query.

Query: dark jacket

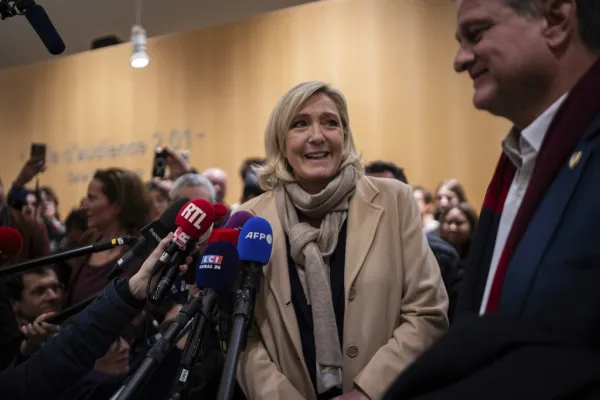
[0,278,142,399]
[426,233,461,321]
[383,315,600,399]
[457,114,600,346]
[0,278,20,370]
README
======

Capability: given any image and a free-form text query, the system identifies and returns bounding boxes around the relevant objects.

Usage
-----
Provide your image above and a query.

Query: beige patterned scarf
[275,165,356,394]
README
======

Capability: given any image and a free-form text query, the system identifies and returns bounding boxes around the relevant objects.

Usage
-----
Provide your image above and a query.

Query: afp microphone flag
[237,217,273,265]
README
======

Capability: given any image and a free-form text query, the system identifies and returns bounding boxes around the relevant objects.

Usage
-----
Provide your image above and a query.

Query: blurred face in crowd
[40,191,57,220]
[94,337,130,376]
[441,207,472,249]
[12,269,63,323]
[285,93,344,194]
[22,193,38,220]
[453,0,553,119]
[82,179,120,231]
[436,185,460,216]
[413,189,429,224]
[149,188,169,219]
[203,169,228,204]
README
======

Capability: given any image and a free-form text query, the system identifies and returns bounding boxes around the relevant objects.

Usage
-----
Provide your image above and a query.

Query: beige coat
[235,176,449,399]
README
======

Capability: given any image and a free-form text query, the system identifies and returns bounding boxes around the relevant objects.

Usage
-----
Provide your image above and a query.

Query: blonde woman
[236,81,448,400]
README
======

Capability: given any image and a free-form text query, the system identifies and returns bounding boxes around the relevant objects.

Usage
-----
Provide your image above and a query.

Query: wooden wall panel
[0,0,510,218]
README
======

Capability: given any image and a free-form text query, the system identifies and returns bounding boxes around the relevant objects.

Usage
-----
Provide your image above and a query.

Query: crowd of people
[0,154,270,399]
[0,95,478,399]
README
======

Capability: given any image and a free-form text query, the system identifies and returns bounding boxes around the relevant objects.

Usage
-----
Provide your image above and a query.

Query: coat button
[349,287,356,301]
[347,345,359,358]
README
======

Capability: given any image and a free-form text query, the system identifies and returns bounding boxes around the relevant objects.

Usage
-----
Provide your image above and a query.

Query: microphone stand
[114,295,202,400]
[217,262,263,400]
[0,236,138,276]
[174,290,219,391]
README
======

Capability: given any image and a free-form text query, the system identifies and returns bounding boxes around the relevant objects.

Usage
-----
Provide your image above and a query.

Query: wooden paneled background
[0,0,509,217]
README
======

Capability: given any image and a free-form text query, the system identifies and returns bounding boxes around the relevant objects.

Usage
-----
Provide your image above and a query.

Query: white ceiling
[0,0,318,70]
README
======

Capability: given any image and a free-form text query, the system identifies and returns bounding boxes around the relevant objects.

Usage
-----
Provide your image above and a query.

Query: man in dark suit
[384,1,600,398]
[453,0,600,331]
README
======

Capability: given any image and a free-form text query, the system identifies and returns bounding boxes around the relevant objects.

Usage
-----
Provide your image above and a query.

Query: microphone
[213,203,228,224]
[0,235,137,276]
[150,199,215,304]
[211,211,252,347]
[223,210,254,230]
[206,210,253,246]
[23,3,65,55]
[217,217,273,400]
[0,226,23,264]
[176,242,239,389]
[207,228,239,246]
[108,197,189,280]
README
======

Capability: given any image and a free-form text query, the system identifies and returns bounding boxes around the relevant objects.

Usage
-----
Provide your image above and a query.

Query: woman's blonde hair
[256,81,363,190]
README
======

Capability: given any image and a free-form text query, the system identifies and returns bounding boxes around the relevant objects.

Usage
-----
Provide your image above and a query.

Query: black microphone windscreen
[159,197,189,229]
[24,4,65,55]
[139,197,190,247]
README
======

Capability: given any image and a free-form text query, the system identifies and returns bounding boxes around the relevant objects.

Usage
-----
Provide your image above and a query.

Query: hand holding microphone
[108,197,190,280]
[19,311,59,357]
[128,234,191,300]
[150,199,216,304]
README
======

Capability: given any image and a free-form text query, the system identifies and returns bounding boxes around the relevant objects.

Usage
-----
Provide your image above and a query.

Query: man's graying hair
[170,173,217,203]
[505,0,600,52]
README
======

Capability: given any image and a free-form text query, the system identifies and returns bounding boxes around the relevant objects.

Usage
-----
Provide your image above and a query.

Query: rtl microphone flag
[196,242,239,294]
[173,199,215,246]
[150,199,215,303]
[237,217,273,265]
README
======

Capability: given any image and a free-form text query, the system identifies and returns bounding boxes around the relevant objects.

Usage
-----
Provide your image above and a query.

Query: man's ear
[541,0,577,50]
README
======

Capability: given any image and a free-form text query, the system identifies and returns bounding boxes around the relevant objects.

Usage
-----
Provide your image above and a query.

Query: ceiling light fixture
[130,0,149,68]
[130,25,149,68]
